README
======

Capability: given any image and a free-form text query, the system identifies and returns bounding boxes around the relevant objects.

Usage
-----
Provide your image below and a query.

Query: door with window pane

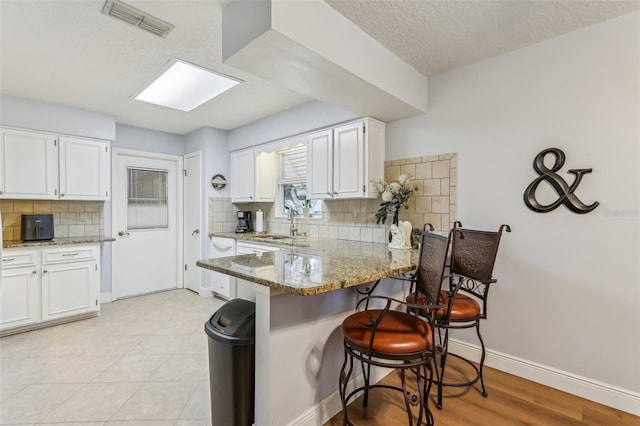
[112,150,181,300]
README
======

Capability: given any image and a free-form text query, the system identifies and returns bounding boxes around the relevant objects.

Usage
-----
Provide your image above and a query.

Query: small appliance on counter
[235,211,253,233]
[21,214,54,241]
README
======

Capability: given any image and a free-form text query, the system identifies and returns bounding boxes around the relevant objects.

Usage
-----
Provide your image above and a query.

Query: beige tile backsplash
[1,200,104,241]
[209,153,458,242]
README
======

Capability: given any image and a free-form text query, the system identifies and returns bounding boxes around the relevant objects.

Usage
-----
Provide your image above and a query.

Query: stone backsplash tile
[208,152,458,241]
[1,200,104,241]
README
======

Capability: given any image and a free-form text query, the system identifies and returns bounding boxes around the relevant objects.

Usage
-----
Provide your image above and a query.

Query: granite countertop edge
[3,236,116,249]
[201,233,419,296]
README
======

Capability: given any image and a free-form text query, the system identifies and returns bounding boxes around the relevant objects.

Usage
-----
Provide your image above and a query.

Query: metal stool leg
[339,347,354,426]
[476,322,488,397]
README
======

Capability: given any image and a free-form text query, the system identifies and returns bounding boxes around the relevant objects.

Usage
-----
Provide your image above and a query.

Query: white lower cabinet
[210,237,237,299]
[1,245,100,333]
[235,242,280,302]
[0,250,41,330]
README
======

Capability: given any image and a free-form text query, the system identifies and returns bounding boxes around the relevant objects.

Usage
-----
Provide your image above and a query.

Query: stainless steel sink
[248,234,289,240]
[247,234,308,245]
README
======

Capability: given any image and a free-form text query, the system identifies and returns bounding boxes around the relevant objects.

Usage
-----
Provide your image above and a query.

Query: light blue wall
[185,126,229,268]
[227,100,357,151]
[0,94,116,140]
[114,123,185,155]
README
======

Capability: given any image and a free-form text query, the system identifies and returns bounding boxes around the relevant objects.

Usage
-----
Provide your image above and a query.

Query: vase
[388,209,399,243]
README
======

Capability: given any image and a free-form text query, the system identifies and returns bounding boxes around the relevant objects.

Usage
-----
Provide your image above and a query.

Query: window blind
[280,147,307,184]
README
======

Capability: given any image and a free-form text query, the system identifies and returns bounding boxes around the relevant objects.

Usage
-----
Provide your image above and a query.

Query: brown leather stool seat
[339,226,451,426]
[343,309,433,356]
[406,291,481,320]
[437,292,481,320]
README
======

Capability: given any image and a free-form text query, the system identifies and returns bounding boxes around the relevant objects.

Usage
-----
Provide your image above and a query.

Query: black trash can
[204,298,255,426]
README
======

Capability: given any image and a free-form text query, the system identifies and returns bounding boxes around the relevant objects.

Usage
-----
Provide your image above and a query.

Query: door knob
[192,229,200,236]
[118,231,130,237]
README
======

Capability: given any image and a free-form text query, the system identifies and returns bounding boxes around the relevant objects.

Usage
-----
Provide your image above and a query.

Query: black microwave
[21,214,54,241]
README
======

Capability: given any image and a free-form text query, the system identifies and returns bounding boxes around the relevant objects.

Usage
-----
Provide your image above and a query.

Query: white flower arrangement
[372,174,417,224]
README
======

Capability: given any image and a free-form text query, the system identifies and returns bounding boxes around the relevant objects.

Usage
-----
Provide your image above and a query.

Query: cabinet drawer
[43,246,97,264]
[2,251,38,269]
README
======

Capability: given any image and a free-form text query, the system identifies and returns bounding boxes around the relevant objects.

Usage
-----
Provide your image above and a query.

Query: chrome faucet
[288,208,298,237]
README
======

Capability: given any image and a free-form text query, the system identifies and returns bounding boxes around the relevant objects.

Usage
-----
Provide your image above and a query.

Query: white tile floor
[0,289,227,426]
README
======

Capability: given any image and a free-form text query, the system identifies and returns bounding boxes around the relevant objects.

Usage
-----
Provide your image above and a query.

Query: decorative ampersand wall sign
[523,148,599,214]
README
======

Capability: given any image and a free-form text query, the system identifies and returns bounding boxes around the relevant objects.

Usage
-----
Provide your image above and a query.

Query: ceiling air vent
[101,0,174,38]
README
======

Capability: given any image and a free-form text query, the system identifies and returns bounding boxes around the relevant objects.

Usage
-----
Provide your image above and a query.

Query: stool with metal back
[339,224,451,425]
[407,221,510,409]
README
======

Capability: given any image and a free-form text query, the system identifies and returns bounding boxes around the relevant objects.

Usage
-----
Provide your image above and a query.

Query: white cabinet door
[333,122,365,199]
[59,137,110,201]
[255,151,276,202]
[307,129,333,199]
[230,149,255,202]
[41,246,99,322]
[210,237,237,299]
[0,128,58,199]
[41,261,99,321]
[0,251,40,330]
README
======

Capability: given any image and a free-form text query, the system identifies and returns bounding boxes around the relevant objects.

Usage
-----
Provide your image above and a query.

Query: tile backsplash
[209,153,457,242]
[1,200,104,241]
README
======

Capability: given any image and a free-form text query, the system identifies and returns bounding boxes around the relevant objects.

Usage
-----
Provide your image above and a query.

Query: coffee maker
[235,211,253,233]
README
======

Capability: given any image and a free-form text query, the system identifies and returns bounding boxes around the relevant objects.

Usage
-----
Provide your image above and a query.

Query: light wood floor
[324,357,639,426]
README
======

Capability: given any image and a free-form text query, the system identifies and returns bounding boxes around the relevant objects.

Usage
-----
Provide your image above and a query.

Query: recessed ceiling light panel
[102,0,174,38]
[134,59,243,112]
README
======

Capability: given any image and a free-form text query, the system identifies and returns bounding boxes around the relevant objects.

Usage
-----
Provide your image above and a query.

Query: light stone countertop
[3,236,116,249]
[199,233,418,296]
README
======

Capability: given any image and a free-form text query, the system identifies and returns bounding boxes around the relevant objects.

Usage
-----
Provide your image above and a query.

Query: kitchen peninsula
[197,236,418,425]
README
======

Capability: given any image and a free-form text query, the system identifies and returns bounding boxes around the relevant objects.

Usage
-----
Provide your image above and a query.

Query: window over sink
[277,146,322,218]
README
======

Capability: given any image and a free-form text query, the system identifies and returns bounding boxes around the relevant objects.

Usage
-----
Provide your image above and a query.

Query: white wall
[387,10,639,401]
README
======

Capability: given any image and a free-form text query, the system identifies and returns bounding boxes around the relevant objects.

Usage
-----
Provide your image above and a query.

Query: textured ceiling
[1,0,638,135]
[326,0,640,76]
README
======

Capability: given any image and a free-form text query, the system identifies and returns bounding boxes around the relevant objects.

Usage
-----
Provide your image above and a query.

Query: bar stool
[339,226,451,425]
[409,222,510,409]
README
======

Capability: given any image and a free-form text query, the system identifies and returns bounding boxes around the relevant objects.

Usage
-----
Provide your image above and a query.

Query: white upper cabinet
[307,129,333,199]
[230,148,276,203]
[307,118,385,200]
[255,151,276,202]
[59,137,110,201]
[0,128,59,199]
[0,127,111,201]
[230,148,255,202]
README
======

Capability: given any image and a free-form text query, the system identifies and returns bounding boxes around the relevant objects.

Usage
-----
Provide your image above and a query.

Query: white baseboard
[100,292,112,304]
[287,341,639,426]
[447,338,640,417]
[289,366,391,426]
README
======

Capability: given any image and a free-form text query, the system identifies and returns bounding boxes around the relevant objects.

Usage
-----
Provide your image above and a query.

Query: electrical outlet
[353,209,360,223]
[78,212,89,223]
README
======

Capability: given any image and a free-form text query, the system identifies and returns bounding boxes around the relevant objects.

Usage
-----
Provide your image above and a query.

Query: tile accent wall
[209,153,457,242]
[385,153,457,232]
[208,197,237,233]
[1,200,105,241]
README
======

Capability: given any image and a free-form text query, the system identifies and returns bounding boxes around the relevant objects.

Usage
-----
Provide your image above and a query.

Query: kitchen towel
[255,209,264,233]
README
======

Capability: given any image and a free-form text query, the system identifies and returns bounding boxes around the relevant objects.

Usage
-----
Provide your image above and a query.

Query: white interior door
[184,152,202,294]
[112,149,182,299]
